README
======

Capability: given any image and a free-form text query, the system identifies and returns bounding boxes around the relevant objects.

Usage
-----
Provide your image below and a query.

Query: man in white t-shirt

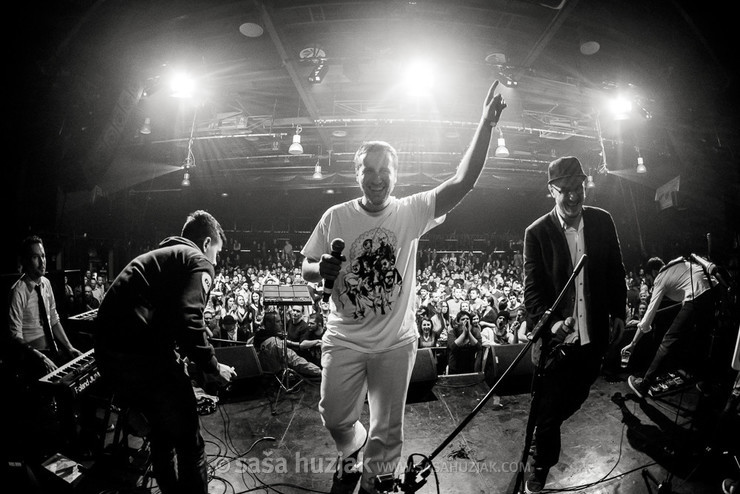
[302,81,506,494]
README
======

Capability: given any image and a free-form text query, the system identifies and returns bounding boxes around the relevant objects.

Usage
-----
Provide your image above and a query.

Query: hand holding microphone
[551,317,575,345]
[321,238,345,303]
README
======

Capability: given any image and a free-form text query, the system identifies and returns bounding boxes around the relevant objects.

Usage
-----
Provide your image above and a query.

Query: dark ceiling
[7,0,739,254]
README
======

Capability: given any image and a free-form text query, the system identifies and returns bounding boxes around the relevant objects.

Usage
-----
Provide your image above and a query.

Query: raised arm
[433,80,507,218]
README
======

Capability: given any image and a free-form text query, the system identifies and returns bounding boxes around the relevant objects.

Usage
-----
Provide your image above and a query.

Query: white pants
[319,341,417,492]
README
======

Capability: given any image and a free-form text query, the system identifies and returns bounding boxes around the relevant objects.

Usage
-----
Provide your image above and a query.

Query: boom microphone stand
[510,254,587,494]
[375,255,588,493]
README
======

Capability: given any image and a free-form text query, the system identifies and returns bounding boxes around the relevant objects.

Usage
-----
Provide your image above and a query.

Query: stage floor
[15,368,736,494]
[192,369,730,494]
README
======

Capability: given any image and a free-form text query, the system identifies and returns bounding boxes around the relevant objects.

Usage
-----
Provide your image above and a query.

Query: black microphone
[706,233,712,261]
[322,238,345,303]
[551,317,575,345]
[563,317,576,333]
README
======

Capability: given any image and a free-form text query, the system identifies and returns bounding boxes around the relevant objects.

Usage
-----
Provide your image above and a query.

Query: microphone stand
[378,255,588,494]
[272,306,303,415]
[509,255,587,494]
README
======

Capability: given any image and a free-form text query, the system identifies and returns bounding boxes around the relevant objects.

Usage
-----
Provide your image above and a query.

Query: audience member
[492,310,514,344]
[417,317,437,349]
[512,306,533,342]
[447,310,482,374]
[252,312,320,380]
[234,294,251,338]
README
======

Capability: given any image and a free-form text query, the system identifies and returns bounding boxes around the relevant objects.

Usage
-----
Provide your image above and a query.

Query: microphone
[563,317,576,333]
[706,233,712,261]
[690,252,729,288]
[690,253,718,276]
[551,316,575,345]
[322,238,345,303]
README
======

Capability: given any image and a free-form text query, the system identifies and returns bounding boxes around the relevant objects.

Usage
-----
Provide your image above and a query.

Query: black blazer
[523,206,626,353]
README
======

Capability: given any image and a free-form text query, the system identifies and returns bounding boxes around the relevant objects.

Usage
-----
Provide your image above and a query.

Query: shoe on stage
[330,430,369,494]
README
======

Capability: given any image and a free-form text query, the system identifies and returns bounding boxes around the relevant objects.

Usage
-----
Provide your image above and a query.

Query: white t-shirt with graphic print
[301,190,444,352]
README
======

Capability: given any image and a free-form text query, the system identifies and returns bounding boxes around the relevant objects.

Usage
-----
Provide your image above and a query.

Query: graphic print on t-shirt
[337,227,402,319]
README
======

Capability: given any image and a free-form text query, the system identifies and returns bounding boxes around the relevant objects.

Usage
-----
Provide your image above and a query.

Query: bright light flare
[402,59,436,97]
[169,72,196,98]
[609,96,633,120]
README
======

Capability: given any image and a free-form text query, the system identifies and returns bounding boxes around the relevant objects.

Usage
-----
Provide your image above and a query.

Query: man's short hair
[181,210,226,246]
[353,141,398,173]
[646,257,665,273]
[20,235,43,261]
[262,311,281,332]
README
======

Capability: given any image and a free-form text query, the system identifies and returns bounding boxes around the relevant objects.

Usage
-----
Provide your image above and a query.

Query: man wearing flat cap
[522,156,626,493]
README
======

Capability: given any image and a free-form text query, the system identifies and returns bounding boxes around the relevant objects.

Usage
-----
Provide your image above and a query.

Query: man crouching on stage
[95,210,236,494]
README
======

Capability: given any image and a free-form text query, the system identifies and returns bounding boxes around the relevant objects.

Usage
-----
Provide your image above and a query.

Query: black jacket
[95,236,218,373]
[524,207,626,353]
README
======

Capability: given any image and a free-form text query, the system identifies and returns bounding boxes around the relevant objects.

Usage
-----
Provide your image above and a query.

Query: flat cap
[548,156,586,184]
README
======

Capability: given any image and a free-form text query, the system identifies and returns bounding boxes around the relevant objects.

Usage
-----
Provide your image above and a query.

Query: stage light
[289,125,303,155]
[586,174,595,188]
[139,117,151,135]
[609,96,633,120]
[169,72,196,98]
[309,60,329,84]
[403,59,435,96]
[179,111,197,188]
[636,151,647,174]
[312,162,323,179]
[494,128,509,158]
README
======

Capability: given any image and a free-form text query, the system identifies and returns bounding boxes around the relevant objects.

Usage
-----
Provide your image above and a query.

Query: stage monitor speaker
[484,343,534,392]
[214,344,263,380]
[408,348,438,401]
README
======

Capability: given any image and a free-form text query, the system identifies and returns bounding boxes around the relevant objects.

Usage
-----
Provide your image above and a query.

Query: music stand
[262,284,314,414]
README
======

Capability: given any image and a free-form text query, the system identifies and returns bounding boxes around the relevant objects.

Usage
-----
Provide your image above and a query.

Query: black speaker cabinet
[408,348,438,401]
[483,343,534,393]
[214,344,263,380]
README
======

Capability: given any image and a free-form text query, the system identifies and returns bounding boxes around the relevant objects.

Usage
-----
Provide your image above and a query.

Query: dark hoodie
[95,236,218,373]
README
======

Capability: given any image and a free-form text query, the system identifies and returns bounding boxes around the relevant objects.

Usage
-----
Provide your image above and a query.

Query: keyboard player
[6,235,86,460]
[7,235,82,378]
